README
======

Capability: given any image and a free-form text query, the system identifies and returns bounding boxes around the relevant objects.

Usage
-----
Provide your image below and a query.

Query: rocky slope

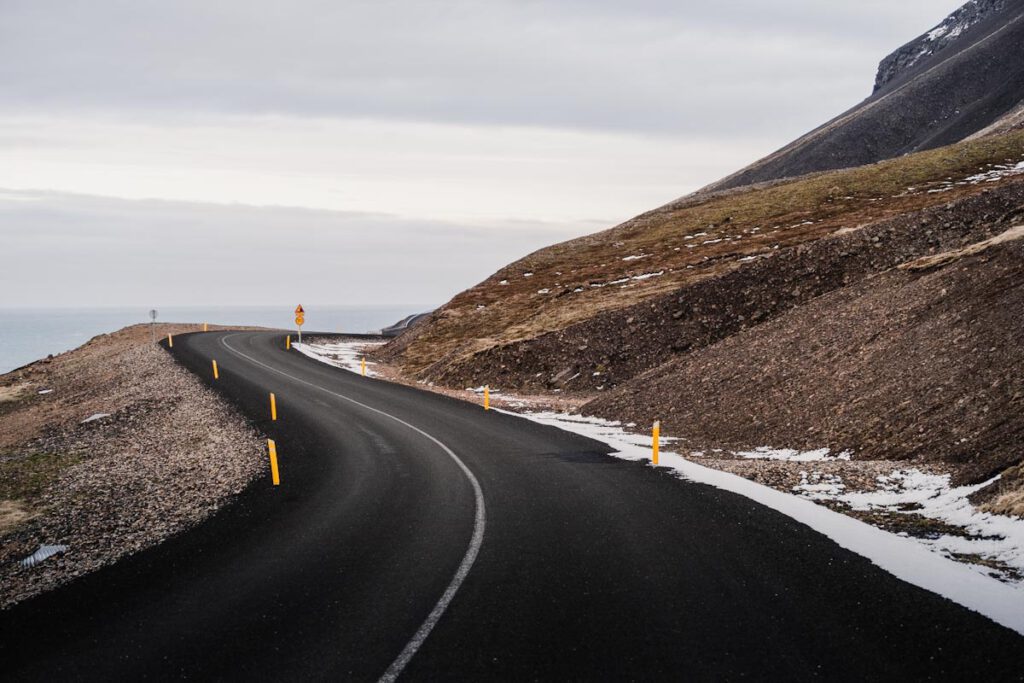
[0,325,264,608]
[381,129,1024,491]
[383,130,1024,384]
[412,176,1024,395]
[706,0,1024,191]
[585,227,1024,486]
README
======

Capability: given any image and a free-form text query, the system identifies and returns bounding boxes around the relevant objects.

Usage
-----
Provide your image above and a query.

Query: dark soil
[584,235,1024,485]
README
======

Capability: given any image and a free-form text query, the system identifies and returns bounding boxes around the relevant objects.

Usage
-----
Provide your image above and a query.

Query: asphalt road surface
[2,330,1022,681]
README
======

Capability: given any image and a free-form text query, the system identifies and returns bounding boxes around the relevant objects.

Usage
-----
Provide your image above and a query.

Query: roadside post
[294,305,305,343]
[167,333,173,348]
[270,393,277,421]
[212,360,219,380]
[268,439,280,486]
[149,309,158,343]
[652,421,660,465]
[286,335,291,350]
[203,322,208,332]
[484,385,490,411]
[361,357,366,376]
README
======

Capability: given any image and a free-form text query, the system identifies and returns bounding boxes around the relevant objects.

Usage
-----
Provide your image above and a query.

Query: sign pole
[294,304,305,344]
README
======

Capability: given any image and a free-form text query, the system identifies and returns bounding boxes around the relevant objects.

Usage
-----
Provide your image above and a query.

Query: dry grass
[986,490,1024,519]
[0,451,81,502]
[0,384,29,403]
[0,500,35,535]
[899,225,1024,271]
[393,129,1024,375]
[983,464,1024,518]
[0,450,79,534]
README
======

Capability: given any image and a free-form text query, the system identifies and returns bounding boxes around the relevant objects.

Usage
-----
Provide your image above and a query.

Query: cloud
[0,0,964,137]
[0,189,594,307]
[0,113,773,224]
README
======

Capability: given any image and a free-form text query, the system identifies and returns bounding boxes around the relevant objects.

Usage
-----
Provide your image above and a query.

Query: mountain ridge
[704,0,1024,192]
[874,0,1010,92]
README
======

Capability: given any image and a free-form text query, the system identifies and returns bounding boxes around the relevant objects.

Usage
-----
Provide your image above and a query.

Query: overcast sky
[0,0,963,309]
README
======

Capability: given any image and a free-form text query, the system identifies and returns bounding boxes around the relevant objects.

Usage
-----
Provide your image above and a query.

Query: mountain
[379,2,1024,491]
[706,0,1024,192]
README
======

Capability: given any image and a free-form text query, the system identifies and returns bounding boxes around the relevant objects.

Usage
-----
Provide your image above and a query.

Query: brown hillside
[383,131,1024,391]
[585,229,1024,485]
[418,180,1024,393]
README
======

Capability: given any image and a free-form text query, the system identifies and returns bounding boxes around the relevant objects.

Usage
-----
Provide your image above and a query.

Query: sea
[0,305,429,374]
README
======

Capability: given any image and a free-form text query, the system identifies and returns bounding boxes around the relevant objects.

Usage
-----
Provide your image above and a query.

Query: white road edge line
[219,333,485,681]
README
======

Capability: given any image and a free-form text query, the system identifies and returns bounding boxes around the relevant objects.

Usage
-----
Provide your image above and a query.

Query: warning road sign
[294,304,305,342]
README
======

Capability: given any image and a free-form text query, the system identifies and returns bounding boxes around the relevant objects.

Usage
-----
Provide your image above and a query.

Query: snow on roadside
[508,410,1024,636]
[818,469,1024,583]
[294,339,386,377]
[737,446,851,462]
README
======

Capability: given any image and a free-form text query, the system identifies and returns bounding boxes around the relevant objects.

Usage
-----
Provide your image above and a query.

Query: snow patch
[738,446,852,462]
[964,161,1024,184]
[630,271,664,281]
[294,339,386,377]
[820,469,1024,584]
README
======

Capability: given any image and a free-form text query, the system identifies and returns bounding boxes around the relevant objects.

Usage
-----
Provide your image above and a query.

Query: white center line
[219,333,486,681]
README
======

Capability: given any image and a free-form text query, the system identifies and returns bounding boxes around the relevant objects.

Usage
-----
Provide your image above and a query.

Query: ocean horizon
[0,305,430,374]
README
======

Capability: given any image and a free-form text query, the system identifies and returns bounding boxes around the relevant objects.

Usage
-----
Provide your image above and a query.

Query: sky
[0,0,964,310]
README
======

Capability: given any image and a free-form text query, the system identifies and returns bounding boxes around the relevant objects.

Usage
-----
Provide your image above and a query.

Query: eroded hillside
[585,227,1024,485]
[383,130,1024,396]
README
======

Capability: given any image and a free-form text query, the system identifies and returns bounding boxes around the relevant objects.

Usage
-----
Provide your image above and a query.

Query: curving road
[2,330,1021,680]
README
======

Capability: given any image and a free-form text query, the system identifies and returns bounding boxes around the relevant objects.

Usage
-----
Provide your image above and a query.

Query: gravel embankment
[0,324,264,608]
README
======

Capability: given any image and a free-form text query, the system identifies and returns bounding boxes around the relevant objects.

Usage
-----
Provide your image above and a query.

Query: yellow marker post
[361,357,366,377]
[286,335,291,350]
[268,439,280,486]
[203,322,208,332]
[652,421,661,465]
[167,333,173,348]
[484,385,490,411]
[212,359,219,380]
[270,393,277,421]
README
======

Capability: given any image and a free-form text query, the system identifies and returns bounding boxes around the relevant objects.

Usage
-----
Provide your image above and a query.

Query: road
[2,330,1021,681]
